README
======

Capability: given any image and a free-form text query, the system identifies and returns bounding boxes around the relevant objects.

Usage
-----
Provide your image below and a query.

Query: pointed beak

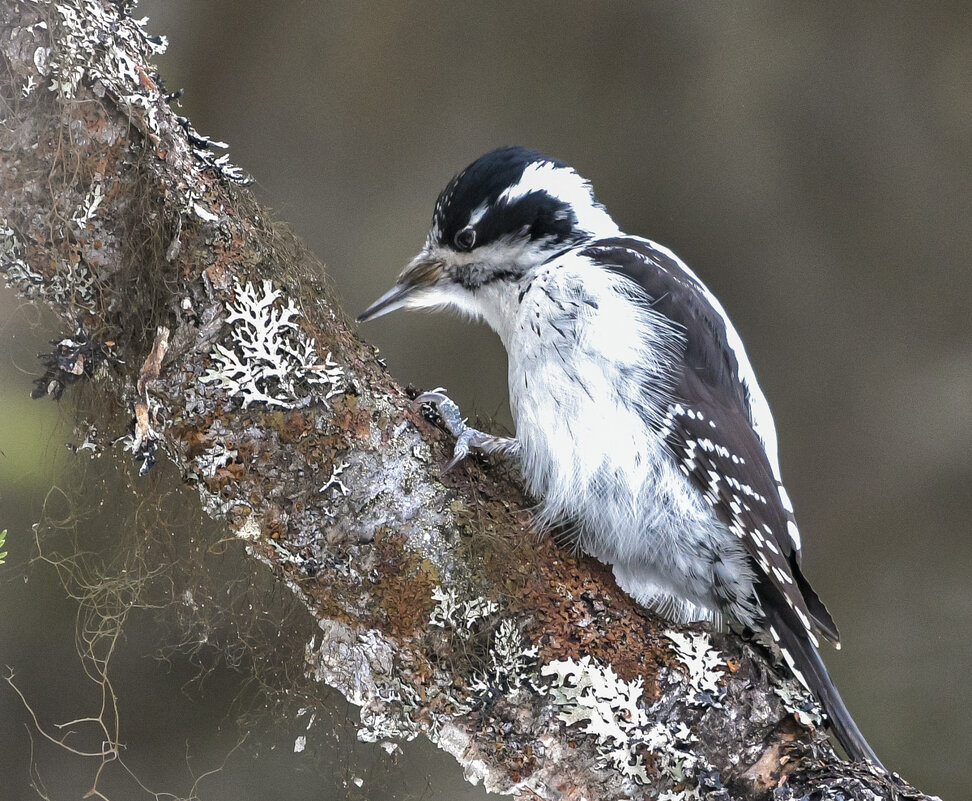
[357,254,445,323]
[356,282,414,323]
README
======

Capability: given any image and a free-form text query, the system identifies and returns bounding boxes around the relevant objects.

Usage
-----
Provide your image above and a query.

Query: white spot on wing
[787,520,801,550]
[780,646,810,692]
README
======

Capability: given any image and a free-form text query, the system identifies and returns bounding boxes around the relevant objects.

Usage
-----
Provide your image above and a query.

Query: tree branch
[0,2,933,799]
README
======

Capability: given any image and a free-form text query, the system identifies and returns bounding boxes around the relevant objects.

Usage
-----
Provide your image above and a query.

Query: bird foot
[417,389,518,471]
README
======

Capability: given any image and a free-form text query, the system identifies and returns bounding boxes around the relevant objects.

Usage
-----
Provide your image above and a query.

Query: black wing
[577,237,888,765]
[579,236,839,646]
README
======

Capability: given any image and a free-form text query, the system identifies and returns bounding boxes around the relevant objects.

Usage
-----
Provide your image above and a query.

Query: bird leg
[416,389,519,471]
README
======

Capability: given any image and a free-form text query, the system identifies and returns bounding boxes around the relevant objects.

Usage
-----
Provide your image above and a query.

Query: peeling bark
[0,3,936,799]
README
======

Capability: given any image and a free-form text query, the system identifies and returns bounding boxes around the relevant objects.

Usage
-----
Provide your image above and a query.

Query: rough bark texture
[0,3,935,799]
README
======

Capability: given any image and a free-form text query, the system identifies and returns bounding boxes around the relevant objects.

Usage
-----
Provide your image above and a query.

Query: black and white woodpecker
[358,145,882,767]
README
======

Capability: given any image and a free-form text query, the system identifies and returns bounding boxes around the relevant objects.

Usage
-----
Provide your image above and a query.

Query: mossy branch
[0,2,934,799]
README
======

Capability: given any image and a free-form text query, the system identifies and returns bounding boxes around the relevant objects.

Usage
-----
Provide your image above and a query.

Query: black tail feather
[789,553,841,647]
[764,601,884,770]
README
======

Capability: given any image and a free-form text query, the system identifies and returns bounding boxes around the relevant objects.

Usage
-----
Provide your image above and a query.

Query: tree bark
[0,3,935,799]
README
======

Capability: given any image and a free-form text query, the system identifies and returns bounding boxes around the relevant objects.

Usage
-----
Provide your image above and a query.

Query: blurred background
[1,2,969,799]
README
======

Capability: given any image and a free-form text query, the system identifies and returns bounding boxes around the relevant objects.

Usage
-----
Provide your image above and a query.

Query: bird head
[357,146,619,323]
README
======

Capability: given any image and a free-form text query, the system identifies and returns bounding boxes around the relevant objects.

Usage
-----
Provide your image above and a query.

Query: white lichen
[658,789,703,801]
[195,442,238,478]
[48,1,165,102]
[3,215,97,307]
[22,74,38,97]
[429,587,537,703]
[303,623,424,755]
[235,516,262,542]
[354,668,423,753]
[68,421,103,457]
[43,1,247,184]
[0,220,43,290]
[642,719,703,787]
[665,630,726,706]
[48,257,97,309]
[268,537,305,568]
[428,586,499,630]
[191,201,219,223]
[772,674,824,728]
[542,655,652,783]
[320,459,351,497]
[71,180,104,227]
[357,697,421,753]
[468,618,538,695]
[201,279,344,409]
[541,653,712,788]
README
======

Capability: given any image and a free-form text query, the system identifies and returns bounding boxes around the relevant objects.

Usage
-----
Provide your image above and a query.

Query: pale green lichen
[71,180,104,228]
[43,0,247,187]
[429,587,538,701]
[542,655,652,783]
[665,630,726,706]
[48,1,166,103]
[195,442,238,478]
[468,618,538,696]
[541,651,716,790]
[1,219,44,293]
[772,674,824,728]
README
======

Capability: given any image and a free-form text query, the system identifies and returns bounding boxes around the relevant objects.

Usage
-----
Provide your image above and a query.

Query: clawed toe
[416,388,517,472]
[417,388,467,436]
[415,387,450,406]
[443,432,472,472]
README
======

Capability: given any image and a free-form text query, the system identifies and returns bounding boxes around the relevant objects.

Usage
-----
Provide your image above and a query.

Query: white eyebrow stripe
[497,161,620,238]
[465,202,489,228]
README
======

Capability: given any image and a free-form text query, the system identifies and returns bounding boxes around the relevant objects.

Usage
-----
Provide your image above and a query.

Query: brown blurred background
[1,2,969,799]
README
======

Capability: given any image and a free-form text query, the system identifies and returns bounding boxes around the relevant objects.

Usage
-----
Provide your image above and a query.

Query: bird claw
[444,428,504,472]
[417,389,495,472]
[417,388,467,438]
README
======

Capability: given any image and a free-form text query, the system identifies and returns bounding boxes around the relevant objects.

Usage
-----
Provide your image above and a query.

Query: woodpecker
[358,145,882,767]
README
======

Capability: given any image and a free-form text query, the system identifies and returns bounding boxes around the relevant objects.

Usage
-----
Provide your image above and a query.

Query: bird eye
[453,226,476,251]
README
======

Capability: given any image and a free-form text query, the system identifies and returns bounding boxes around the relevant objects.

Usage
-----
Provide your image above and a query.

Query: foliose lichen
[0,220,41,290]
[541,655,654,784]
[429,587,538,698]
[428,586,498,630]
[467,617,539,697]
[201,278,344,410]
[665,630,726,707]
[541,648,722,791]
